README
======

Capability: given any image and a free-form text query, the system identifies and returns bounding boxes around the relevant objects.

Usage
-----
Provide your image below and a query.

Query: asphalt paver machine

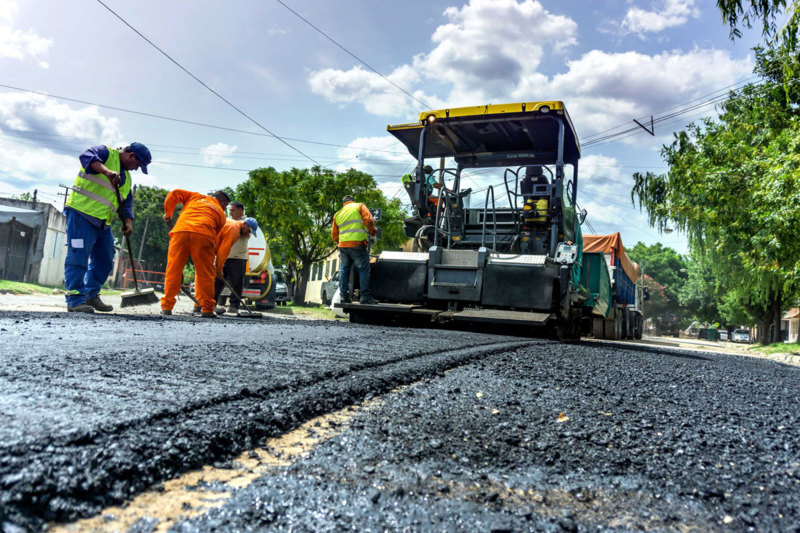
[343,101,587,339]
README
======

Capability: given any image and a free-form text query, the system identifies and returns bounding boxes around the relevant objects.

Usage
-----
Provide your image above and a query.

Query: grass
[265,302,343,320]
[748,342,800,356]
[0,280,60,295]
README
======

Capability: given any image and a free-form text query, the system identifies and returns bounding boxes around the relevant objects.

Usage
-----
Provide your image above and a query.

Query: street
[1,308,800,531]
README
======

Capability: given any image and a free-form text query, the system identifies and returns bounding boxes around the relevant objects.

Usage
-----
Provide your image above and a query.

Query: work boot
[215,306,226,315]
[160,309,172,316]
[87,296,113,312]
[192,306,201,314]
[201,312,219,318]
[340,294,352,304]
[67,304,95,313]
[228,306,240,314]
[360,296,379,305]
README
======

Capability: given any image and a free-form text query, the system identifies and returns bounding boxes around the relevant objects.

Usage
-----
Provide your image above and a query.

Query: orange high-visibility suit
[215,219,246,276]
[161,190,226,313]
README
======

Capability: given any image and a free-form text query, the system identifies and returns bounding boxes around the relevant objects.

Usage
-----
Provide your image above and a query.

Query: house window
[331,259,337,274]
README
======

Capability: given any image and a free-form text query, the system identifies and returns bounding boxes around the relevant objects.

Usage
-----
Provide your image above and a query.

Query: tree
[717,0,798,49]
[631,48,800,343]
[627,242,687,316]
[237,166,406,304]
[678,249,722,324]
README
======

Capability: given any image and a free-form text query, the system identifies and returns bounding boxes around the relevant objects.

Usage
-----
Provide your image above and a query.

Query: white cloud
[621,0,700,34]
[0,92,122,142]
[0,0,18,23]
[0,92,128,198]
[0,1,52,65]
[309,0,576,115]
[307,0,749,147]
[333,136,414,184]
[548,48,753,137]
[201,142,238,166]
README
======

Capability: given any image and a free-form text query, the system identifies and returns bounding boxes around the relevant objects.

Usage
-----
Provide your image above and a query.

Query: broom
[114,181,159,308]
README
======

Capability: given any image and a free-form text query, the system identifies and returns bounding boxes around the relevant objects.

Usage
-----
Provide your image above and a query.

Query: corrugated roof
[783,308,800,319]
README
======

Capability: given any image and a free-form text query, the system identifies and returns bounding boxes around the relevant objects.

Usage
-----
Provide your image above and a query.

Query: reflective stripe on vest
[66,147,132,224]
[334,202,368,243]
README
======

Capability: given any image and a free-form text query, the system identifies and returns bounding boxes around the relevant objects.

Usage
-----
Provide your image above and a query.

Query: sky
[0,0,768,254]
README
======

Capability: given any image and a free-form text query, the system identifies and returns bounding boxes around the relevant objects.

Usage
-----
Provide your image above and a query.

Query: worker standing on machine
[161,190,229,317]
[332,195,378,305]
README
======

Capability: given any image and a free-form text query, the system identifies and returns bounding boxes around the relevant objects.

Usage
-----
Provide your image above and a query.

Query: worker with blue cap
[212,210,259,314]
[64,142,152,313]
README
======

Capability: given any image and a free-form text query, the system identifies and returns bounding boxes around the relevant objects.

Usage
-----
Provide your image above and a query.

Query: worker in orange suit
[161,189,229,317]
[212,217,258,313]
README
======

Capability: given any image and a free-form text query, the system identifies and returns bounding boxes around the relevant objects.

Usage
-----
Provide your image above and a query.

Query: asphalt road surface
[1,310,799,532]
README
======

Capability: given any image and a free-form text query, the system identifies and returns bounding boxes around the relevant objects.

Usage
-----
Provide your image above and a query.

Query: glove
[369,235,377,246]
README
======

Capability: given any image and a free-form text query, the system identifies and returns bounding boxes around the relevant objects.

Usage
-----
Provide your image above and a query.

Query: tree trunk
[293,262,311,305]
[772,290,783,344]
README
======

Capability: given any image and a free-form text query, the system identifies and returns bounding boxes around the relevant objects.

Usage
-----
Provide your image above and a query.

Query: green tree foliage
[627,242,687,314]
[717,0,798,49]
[631,48,800,343]
[677,249,722,324]
[237,166,406,304]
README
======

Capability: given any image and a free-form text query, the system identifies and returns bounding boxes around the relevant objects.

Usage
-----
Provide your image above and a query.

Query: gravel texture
[0,311,524,530]
[177,341,800,532]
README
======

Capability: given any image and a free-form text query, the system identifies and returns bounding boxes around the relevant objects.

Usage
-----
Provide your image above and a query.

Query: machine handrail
[481,185,498,251]
[503,168,522,234]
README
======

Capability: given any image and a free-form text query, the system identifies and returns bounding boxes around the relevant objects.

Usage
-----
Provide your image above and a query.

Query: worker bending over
[161,189,229,317]
[332,194,378,305]
[213,216,259,313]
[64,143,151,313]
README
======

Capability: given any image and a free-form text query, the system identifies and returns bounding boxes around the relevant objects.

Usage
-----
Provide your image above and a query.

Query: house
[301,250,340,304]
[782,308,799,343]
[0,197,67,286]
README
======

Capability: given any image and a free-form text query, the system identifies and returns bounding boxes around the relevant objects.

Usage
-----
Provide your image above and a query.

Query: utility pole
[32,189,37,206]
[57,184,72,210]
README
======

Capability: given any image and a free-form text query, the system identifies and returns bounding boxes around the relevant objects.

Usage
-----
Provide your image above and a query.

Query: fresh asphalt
[1,310,799,531]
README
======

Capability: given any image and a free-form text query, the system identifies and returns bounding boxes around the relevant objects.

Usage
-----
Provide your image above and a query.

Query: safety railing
[481,185,498,251]
[122,268,166,291]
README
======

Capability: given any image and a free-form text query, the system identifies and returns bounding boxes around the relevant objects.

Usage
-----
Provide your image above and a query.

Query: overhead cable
[95,0,321,165]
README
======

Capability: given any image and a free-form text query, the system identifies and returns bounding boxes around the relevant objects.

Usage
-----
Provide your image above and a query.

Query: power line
[0,83,410,156]
[274,0,431,110]
[96,0,322,165]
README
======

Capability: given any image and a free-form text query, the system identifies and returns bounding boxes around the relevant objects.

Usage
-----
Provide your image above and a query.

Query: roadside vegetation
[630,2,800,344]
[0,281,58,295]
[749,342,800,356]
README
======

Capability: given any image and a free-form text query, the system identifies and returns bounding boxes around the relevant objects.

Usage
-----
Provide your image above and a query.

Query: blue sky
[0,0,766,253]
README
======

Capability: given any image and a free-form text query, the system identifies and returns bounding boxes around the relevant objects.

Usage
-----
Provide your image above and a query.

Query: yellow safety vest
[334,202,369,243]
[66,147,132,224]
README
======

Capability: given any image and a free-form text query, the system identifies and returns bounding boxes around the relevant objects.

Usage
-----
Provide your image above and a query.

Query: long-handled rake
[114,182,159,308]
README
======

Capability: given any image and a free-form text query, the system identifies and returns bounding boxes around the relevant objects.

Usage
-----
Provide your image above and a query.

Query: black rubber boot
[87,297,113,312]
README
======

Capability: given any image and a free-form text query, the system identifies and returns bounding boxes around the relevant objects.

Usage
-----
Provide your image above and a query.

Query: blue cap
[244,217,258,236]
[129,142,152,174]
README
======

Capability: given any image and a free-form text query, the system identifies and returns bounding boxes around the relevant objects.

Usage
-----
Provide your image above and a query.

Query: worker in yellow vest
[331,195,378,304]
[64,143,151,313]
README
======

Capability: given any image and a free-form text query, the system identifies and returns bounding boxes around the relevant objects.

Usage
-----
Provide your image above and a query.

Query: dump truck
[580,233,644,339]
[341,101,587,339]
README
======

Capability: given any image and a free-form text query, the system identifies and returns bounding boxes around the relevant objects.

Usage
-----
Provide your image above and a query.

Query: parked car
[273,269,290,305]
[732,329,751,343]
[719,330,729,341]
[320,271,339,305]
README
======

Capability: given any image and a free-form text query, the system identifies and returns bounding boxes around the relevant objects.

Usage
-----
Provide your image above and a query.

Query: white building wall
[37,207,67,287]
[301,251,340,305]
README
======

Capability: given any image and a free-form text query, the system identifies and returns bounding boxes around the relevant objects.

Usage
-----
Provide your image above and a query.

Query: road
[1,309,799,531]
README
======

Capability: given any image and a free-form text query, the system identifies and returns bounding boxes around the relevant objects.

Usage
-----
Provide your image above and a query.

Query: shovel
[114,181,159,308]
[221,277,262,318]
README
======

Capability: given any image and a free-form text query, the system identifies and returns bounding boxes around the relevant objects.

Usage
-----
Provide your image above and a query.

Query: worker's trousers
[338,244,371,301]
[161,231,216,313]
[64,209,115,307]
[214,258,247,308]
